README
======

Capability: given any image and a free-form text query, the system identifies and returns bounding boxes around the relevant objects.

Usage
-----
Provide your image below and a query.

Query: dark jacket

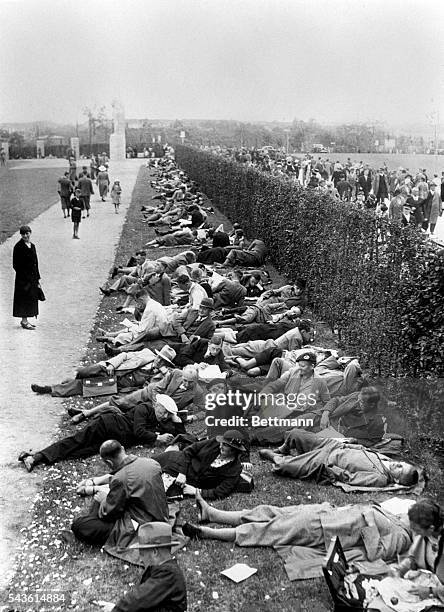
[237,321,295,343]
[358,172,372,194]
[213,278,247,309]
[112,558,187,612]
[156,438,243,500]
[77,175,94,196]
[70,196,84,222]
[323,392,385,447]
[173,338,229,371]
[102,455,169,566]
[124,404,186,446]
[372,173,389,198]
[58,176,73,196]
[185,314,216,339]
[13,239,40,318]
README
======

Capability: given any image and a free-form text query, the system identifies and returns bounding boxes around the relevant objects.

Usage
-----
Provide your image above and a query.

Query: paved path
[0,159,142,588]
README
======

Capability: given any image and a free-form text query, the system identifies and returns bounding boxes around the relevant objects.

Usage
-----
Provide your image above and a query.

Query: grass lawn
[2,165,443,612]
[0,164,63,244]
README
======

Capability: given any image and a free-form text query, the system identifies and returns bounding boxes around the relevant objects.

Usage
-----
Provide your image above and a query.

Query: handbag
[37,287,46,301]
[82,376,118,397]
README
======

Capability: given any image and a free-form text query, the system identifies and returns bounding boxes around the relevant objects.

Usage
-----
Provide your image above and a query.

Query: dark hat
[216,430,247,452]
[125,522,179,550]
[296,351,317,365]
[200,297,214,310]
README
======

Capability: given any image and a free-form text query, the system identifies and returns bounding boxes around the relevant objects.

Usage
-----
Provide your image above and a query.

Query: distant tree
[8,131,24,147]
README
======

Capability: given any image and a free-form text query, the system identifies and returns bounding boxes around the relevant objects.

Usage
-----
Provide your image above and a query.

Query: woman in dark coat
[153,430,248,500]
[13,225,41,329]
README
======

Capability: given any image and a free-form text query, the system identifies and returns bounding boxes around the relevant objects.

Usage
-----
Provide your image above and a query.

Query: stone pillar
[70,137,80,160]
[110,100,126,161]
[36,139,45,158]
[0,141,9,160]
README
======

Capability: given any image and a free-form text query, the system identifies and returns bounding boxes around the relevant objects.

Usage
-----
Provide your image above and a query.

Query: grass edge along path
[0,165,65,245]
[1,164,442,612]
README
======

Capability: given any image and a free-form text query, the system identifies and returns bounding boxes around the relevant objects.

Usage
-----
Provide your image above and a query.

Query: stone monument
[0,141,9,161]
[109,99,126,160]
[36,138,45,158]
[70,137,80,160]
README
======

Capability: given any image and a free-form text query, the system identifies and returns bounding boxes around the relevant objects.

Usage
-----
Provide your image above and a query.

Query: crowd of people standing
[205,146,443,237]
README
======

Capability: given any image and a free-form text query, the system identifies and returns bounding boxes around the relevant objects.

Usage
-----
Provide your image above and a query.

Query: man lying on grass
[259,429,419,488]
[18,394,185,472]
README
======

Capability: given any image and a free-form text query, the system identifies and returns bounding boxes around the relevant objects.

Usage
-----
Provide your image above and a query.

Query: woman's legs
[193,526,236,541]
[195,490,244,525]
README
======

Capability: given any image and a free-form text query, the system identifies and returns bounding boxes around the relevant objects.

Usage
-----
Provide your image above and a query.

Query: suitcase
[82,376,118,397]
[323,537,364,611]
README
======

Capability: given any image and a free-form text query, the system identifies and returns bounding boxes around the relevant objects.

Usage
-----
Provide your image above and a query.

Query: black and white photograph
[0,0,443,610]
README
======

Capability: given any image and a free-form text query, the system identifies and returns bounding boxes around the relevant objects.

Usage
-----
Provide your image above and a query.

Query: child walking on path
[110,180,122,214]
[70,188,85,239]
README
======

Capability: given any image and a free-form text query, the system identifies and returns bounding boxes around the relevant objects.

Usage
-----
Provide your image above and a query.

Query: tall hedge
[176,145,444,377]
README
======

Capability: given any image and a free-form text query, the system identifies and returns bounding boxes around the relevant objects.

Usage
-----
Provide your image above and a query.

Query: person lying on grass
[259,429,419,488]
[182,491,412,562]
[63,364,203,425]
[30,345,176,403]
[153,429,249,501]
[18,394,185,472]
[103,297,216,355]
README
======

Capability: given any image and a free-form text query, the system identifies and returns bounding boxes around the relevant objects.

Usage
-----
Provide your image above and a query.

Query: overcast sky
[1,0,443,127]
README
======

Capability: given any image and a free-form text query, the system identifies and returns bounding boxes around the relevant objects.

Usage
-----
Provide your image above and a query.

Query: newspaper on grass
[221,563,257,583]
[198,364,227,381]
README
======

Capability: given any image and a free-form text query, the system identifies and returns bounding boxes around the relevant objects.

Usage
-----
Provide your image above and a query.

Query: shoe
[99,287,111,296]
[23,456,35,472]
[71,412,86,424]
[67,406,83,417]
[115,306,124,312]
[182,522,203,540]
[74,236,80,239]
[82,216,85,219]
[60,529,76,544]
[259,449,279,461]
[104,343,120,357]
[21,322,35,330]
[31,384,52,394]
[96,336,108,343]
[18,451,32,462]
[111,266,119,279]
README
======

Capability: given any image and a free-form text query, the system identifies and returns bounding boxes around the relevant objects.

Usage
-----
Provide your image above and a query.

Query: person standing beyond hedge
[110,180,122,214]
[13,226,42,330]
